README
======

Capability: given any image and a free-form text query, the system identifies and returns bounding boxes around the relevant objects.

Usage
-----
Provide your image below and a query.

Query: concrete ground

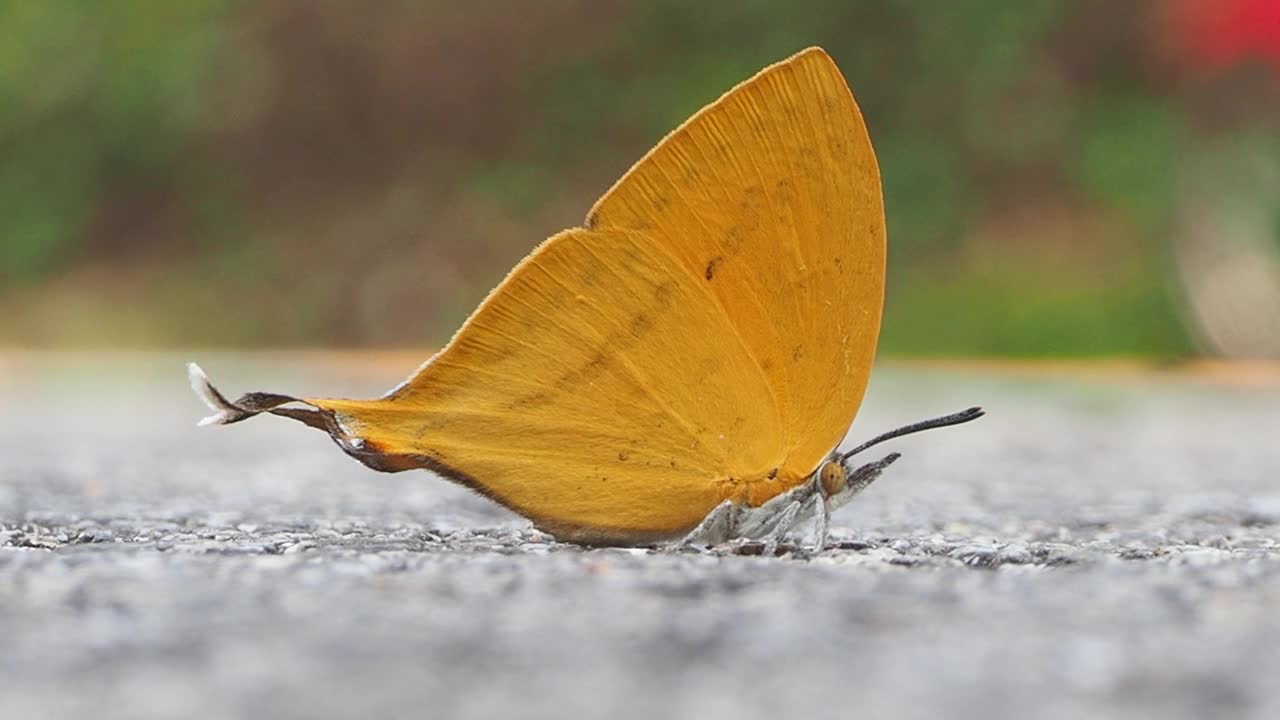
[1,352,1278,720]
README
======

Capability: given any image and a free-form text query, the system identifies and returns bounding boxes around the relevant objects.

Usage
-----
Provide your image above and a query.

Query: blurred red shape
[1167,0,1280,74]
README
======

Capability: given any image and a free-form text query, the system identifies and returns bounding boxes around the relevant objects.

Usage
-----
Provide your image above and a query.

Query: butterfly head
[816,459,847,497]
[815,451,896,500]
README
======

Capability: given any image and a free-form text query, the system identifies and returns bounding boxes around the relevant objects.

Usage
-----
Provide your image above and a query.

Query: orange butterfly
[191,47,981,552]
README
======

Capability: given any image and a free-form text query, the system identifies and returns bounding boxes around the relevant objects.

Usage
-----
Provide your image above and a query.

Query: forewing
[586,47,885,481]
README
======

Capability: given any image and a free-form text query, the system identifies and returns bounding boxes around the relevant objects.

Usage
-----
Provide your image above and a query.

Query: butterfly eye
[818,461,847,497]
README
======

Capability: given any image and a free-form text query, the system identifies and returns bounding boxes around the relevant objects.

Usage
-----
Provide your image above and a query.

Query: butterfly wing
[199,47,884,545]
[585,46,885,491]
[305,224,782,543]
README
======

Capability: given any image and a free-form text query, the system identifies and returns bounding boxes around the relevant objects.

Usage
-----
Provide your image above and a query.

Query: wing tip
[754,47,834,82]
[792,46,831,60]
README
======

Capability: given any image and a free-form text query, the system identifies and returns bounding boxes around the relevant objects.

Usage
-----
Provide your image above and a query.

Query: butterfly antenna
[840,407,984,462]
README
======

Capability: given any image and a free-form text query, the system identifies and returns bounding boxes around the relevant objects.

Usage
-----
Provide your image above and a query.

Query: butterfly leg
[780,494,829,559]
[677,500,737,549]
[758,500,804,556]
[810,494,830,555]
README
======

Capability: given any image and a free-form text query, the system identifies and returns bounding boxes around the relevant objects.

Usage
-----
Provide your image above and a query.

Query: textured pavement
[1,352,1278,720]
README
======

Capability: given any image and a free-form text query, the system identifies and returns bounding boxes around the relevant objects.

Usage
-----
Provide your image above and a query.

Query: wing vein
[569,235,716,456]
[639,156,785,453]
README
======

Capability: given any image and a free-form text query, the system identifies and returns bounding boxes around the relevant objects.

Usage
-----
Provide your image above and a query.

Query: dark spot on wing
[768,467,778,479]
[617,451,630,461]
[510,390,550,410]
[705,255,724,281]
[584,350,608,371]
[690,357,721,385]
[723,227,743,253]
[654,280,676,305]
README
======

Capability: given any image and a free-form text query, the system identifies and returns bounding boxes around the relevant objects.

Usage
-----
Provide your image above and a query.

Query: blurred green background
[2,0,1278,357]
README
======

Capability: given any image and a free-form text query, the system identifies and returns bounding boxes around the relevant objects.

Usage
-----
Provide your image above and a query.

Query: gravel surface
[2,352,1278,720]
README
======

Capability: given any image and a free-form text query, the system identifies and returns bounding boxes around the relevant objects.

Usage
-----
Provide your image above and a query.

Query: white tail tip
[187,362,233,426]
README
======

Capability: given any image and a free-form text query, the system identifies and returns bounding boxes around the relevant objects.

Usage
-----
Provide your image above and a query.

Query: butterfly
[190,47,982,553]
